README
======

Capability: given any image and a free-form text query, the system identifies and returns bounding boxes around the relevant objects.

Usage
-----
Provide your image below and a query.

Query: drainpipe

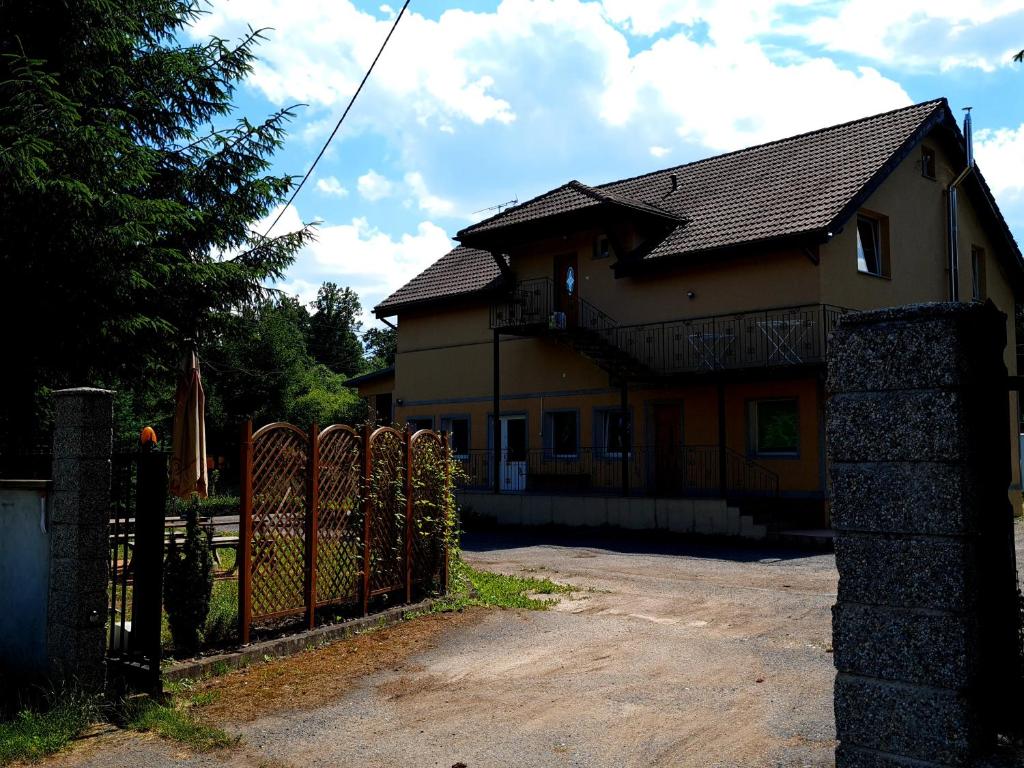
[947,107,975,302]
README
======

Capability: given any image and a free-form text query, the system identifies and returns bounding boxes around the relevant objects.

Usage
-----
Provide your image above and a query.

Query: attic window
[856,214,890,278]
[921,146,936,180]
[593,236,612,260]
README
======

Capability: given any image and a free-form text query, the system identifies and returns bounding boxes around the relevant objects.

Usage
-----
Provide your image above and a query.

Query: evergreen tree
[0,0,314,450]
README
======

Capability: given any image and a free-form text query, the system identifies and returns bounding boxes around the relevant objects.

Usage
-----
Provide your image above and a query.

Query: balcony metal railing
[490,277,849,377]
[453,445,778,499]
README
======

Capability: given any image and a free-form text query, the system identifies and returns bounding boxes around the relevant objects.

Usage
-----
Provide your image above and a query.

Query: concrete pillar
[827,302,1019,767]
[47,387,113,689]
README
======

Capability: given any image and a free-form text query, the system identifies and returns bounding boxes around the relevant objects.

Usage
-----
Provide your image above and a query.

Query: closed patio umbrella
[169,349,208,499]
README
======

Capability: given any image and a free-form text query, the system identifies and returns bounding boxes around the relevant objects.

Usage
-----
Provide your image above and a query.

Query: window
[594,408,631,457]
[407,416,433,432]
[374,393,392,426]
[971,246,986,301]
[440,416,470,458]
[856,215,887,277]
[921,146,936,180]
[748,399,799,457]
[593,236,612,260]
[544,410,578,457]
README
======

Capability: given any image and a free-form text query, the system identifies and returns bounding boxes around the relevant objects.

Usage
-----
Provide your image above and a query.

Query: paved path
[49,529,843,768]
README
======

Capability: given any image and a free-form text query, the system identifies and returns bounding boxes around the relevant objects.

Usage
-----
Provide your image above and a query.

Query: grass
[122,696,236,752]
[426,557,574,613]
[0,694,97,766]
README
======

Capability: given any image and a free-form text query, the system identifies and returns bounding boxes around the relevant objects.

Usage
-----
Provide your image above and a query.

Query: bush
[169,495,239,519]
[163,500,213,657]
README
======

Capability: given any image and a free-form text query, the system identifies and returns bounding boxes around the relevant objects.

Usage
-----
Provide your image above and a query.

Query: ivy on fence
[237,420,454,644]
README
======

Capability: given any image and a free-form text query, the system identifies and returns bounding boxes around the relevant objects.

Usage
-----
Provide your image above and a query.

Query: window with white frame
[544,410,578,457]
[440,416,470,458]
[748,399,799,457]
[595,408,631,457]
[856,215,884,277]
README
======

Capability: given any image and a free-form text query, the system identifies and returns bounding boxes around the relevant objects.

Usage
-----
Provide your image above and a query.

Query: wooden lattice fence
[238,421,451,644]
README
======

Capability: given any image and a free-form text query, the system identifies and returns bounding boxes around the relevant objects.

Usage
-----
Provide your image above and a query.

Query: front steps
[459,492,768,540]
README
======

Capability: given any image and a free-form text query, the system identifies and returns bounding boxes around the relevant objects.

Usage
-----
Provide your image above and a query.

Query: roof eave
[374,281,507,319]
[613,230,829,277]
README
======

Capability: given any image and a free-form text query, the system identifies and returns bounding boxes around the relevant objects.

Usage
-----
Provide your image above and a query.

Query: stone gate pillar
[827,302,1019,767]
[47,387,113,689]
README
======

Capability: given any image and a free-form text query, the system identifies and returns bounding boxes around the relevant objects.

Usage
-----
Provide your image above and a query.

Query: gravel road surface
[46,528,847,768]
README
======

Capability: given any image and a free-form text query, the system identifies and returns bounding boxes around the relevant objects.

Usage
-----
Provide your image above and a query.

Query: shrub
[163,500,213,657]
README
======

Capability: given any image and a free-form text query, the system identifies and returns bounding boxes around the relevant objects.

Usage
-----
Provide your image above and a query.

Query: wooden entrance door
[653,404,683,496]
[553,253,579,327]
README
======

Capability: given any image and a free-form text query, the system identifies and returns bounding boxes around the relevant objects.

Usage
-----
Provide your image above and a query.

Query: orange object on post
[140,426,158,447]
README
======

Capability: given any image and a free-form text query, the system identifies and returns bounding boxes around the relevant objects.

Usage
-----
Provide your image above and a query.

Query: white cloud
[357,169,395,201]
[404,171,457,217]
[316,176,350,197]
[649,145,671,158]
[781,0,1024,72]
[602,35,911,151]
[975,123,1024,232]
[189,1,516,130]
[256,204,454,323]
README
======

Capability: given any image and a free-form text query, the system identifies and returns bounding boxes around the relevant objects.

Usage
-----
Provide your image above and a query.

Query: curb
[163,597,440,684]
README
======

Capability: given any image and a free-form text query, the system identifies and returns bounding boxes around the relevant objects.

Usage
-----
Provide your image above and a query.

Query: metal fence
[455,445,778,498]
[107,450,168,692]
[239,422,451,644]
[490,277,848,376]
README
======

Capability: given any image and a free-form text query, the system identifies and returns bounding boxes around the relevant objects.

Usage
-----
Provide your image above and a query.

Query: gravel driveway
[49,529,842,768]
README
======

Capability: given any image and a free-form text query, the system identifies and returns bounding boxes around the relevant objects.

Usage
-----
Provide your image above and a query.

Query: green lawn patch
[123,697,235,752]
[0,696,97,765]
[427,558,574,613]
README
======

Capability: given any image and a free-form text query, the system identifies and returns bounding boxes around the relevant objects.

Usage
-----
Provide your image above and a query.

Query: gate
[239,421,451,644]
[106,449,168,691]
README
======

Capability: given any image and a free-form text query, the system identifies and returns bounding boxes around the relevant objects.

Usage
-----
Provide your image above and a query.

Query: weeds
[428,558,574,613]
[122,697,235,752]
[0,691,98,765]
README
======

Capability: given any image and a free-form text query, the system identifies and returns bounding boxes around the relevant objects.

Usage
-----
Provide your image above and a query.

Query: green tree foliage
[308,282,365,376]
[200,289,367,450]
[363,325,397,371]
[0,0,314,451]
[163,502,213,656]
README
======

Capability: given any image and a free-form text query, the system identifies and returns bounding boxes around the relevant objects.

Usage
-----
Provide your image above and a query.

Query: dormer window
[921,145,936,180]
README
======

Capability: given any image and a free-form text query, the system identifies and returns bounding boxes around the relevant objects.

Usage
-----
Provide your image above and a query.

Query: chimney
[963,106,974,166]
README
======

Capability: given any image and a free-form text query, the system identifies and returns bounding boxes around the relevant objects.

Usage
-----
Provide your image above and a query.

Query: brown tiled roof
[378,99,1016,316]
[460,180,684,238]
[375,245,502,314]
[602,99,945,260]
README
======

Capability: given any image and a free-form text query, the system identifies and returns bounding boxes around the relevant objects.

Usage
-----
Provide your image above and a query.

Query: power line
[261,0,412,238]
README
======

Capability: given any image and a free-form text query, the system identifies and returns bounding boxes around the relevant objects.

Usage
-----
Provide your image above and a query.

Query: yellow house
[359,98,1023,537]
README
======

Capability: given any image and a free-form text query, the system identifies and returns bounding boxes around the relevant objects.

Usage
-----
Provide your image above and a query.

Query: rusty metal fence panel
[367,427,405,599]
[410,430,449,591]
[316,425,363,608]
[239,421,451,644]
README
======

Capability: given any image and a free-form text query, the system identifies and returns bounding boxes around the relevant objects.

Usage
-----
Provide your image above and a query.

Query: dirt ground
[43,528,854,768]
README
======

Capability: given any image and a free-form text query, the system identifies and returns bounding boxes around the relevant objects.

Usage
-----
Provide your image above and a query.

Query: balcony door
[653,403,684,496]
[553,253,579,327]
[500,415,527,491]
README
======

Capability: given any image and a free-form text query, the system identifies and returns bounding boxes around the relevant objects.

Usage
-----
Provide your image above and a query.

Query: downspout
[947,107,975,301]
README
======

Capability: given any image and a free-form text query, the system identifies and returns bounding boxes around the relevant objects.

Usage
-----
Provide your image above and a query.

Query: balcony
[490,278,849,379]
